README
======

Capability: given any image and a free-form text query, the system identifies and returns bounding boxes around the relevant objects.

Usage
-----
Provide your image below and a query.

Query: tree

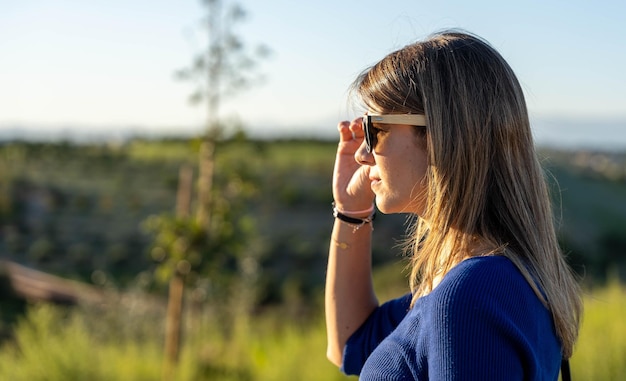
[149,1,269,379]
[178,0,270,130]
[176,0,270,226]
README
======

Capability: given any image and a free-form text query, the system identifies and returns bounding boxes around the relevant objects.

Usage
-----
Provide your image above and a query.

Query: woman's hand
[332,117,375,212]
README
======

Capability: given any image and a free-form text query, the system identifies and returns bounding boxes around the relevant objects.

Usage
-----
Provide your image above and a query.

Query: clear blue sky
[1,0,625,142]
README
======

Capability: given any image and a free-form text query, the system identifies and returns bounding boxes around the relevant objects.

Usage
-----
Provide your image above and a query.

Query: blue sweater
[342,256,562,380]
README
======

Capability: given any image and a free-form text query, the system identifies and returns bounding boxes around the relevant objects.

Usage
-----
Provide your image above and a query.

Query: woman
[325,30,582,380]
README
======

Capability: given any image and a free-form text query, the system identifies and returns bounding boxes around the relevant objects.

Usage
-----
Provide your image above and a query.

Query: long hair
[352,30,582,358]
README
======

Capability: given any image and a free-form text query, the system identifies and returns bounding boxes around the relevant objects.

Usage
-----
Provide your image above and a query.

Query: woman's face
[356,120,429,215]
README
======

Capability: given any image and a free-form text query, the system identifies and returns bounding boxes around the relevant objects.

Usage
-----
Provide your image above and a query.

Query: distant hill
[0,139,624,307]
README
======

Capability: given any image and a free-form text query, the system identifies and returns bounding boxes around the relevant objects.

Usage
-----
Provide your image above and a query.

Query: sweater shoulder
[427,256,540,314]
[438,255,527,292]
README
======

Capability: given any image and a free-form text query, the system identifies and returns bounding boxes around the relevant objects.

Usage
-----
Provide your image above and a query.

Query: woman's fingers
[338,117,364,141]
[337,120,353,141]
[349,117,364,139]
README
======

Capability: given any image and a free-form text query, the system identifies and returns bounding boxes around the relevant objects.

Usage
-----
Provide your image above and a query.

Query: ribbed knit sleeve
[341,293,412,375]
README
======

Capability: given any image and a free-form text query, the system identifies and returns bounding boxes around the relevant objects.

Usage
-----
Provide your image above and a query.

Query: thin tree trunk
[163,273,185,381]
[196,140,215,229]
[176,164,193,219]
[162,165,193,381]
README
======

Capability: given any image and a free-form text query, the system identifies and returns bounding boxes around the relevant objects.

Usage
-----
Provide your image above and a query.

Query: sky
[1,0,625,146]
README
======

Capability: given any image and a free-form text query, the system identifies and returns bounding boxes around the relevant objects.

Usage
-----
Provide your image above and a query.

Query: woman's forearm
[325,219,378,366]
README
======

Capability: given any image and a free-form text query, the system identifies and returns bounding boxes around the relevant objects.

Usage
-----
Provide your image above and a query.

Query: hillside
[1,138,625,307]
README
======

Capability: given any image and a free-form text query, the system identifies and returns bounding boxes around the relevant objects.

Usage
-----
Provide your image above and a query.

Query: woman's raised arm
[325,117,378,366]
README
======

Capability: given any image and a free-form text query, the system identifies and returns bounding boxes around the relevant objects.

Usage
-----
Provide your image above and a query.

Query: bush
[0,278,623,380]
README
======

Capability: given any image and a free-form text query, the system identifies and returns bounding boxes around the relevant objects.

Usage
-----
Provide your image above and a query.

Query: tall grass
[0,281,623,380]
[0,299,352,381]
[0,304,165,381]
[570,277,626,380]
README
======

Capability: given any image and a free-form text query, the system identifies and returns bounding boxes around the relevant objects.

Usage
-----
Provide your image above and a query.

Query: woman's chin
[376,198,422,215]
[374,199,395,215]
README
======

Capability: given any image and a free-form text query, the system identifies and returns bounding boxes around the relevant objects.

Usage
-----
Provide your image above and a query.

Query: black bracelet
[332,204,376,225]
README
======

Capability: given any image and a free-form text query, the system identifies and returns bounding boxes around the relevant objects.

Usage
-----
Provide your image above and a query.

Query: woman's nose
[355,140,374,166]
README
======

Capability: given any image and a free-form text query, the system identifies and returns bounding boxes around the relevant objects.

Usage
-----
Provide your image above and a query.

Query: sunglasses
[363,114,427,153]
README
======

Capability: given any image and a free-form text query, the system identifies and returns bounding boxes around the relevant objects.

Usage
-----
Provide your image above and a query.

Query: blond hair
[353,30,582,358]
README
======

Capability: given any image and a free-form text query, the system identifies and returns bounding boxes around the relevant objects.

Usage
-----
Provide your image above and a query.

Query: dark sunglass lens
[364,116,372,153]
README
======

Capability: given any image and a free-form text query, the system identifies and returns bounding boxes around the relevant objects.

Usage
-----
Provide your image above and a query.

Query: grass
[0,274,623,380]
[1,140,625,380]
[570,276,626,380]
[0,302,349,381]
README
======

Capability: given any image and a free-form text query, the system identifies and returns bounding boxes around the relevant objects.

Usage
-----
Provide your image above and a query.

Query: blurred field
[1,137,625,379]
[571,276,626,380]
[0,263,623,380]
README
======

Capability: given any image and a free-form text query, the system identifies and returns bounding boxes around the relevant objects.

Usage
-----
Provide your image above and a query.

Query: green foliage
[139,141,264,323]
[2,138,624,379]
[0,299,347,381]
[0,303,166,381]
[0,138,339,313]
[0,280,623,380]
[1,140,625,312]
[571,277,626,379]
[0,266,27,341]
[540,149,626,283]
[143,215,210,285]
[0,141,184,285]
